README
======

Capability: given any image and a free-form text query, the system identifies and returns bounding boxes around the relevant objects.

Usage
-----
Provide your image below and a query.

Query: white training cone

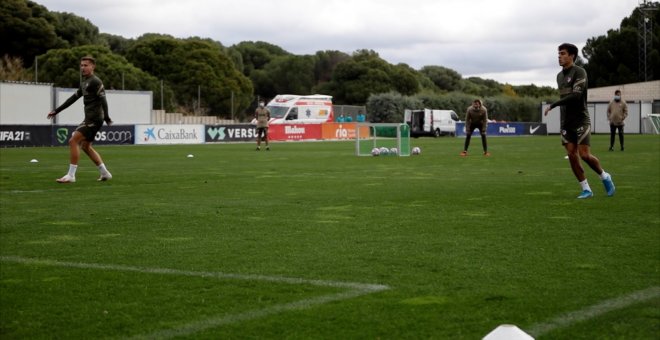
[483,324,534,340]
[187,154,194,158]
[30,159,39,163]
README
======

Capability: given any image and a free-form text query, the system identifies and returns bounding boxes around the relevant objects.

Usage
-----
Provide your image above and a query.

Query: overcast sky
[35,0,640,87]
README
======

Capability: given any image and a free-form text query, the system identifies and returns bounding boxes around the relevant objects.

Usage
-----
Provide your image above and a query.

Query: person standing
[254,101,270,151]
[607,89,628,151]
[544,43,615,199]
[47,56,112,183]
[460,99,490,156]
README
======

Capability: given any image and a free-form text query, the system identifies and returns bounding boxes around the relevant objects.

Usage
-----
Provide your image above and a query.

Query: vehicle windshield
[267,106,289,119]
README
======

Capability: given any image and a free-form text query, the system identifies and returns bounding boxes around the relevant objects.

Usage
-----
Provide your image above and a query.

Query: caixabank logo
[135,125,204,144]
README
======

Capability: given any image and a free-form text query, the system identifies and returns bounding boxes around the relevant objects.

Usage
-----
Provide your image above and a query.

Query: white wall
[0,82,52,125]
[0,82,152,125]
[542,101,647,134]
[55,88,152,125]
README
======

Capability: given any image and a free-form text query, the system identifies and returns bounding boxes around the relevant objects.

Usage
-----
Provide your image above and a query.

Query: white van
[252,94,334,124]
[404,109,459,137]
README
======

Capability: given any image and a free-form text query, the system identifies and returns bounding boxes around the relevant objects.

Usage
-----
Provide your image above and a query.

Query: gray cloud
[36,0,640,86]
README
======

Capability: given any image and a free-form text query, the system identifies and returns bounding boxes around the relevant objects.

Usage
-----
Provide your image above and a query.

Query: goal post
[644,113,660,134]
[355,123,411,156]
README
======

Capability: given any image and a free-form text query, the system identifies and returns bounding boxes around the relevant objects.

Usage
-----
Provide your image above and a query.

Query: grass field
[1,135,659,339]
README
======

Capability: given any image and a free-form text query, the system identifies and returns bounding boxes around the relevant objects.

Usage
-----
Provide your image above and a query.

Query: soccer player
[460,99,490,156]
[254,101,270,151]
[544,43,615,199]
[47,56,113,183]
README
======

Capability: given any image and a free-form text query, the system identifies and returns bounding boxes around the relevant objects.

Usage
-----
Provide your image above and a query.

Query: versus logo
[56,128,69,143]
[207,127,257,140]
[207,127,226,140]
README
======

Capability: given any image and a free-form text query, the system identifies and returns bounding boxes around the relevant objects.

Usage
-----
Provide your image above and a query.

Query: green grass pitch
[1,135,658,339]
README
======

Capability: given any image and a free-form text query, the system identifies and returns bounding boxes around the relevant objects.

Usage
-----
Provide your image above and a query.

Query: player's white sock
[600,171,610,180]
[98,163,109,175]
[68,164,78,177]
[580,179,591,192]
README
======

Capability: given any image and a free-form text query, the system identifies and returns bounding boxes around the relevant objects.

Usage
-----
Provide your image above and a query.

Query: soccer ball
[371,147,380,156]
[379,147,389,155]
[390,147,398,155]
[412,147,421,155]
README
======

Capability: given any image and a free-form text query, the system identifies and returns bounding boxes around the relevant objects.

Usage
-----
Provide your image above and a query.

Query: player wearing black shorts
[47,56,113,183]
[544,43,615,199]
[460,99,490,156]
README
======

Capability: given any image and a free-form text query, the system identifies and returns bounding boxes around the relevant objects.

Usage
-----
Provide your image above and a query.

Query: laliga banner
[455,122,547,136]
[135,124,205,144]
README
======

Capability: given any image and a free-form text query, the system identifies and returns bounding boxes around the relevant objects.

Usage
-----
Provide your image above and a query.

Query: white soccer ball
[379,147,389,155]
[371,147,380,156]
[390,147,398,155]
[412,147,421,155]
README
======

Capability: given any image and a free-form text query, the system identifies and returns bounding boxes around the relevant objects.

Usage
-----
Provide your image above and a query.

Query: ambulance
[253,94,334,124]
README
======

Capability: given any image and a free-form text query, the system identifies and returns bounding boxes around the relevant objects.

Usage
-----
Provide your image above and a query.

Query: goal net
[355,123,411,156]
[643,113,660,134]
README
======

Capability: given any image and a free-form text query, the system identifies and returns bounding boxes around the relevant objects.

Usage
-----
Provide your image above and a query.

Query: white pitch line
[526,286,660,337]
[0,255,390,338]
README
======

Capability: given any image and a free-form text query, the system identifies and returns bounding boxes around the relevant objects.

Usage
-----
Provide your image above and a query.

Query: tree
[366,92,422,123]
[126,35,253,117]
[316,50,420,105]
[100,33,133,55]
[419,65,462,91]
[314,50,350,84]
[230,41,290,77]
[0,0,66,67]
[52,11,103,47]
[583,2,660,86]
[1,55,33,81]
[261,55,316,97]
[32,45,175,111]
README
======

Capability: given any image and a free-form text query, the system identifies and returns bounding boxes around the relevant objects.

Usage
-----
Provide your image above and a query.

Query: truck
[252,94,334,124]
[404,109,459,137]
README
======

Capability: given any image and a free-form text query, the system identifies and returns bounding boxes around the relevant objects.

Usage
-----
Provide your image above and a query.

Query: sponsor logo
[95,130,132,142]
[498,124,516,134]
[285,126,305,134]
[157,128,198,140]
[207,127,226,140]
[335,125,348,139]
[529,125,541,134]
[143,127,156,141]
[0,130,31,141]
[57,128,69,143]
[207,127,257,140]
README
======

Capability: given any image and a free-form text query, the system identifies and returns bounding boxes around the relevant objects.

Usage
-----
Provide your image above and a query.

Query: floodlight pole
[638,0,657,81]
